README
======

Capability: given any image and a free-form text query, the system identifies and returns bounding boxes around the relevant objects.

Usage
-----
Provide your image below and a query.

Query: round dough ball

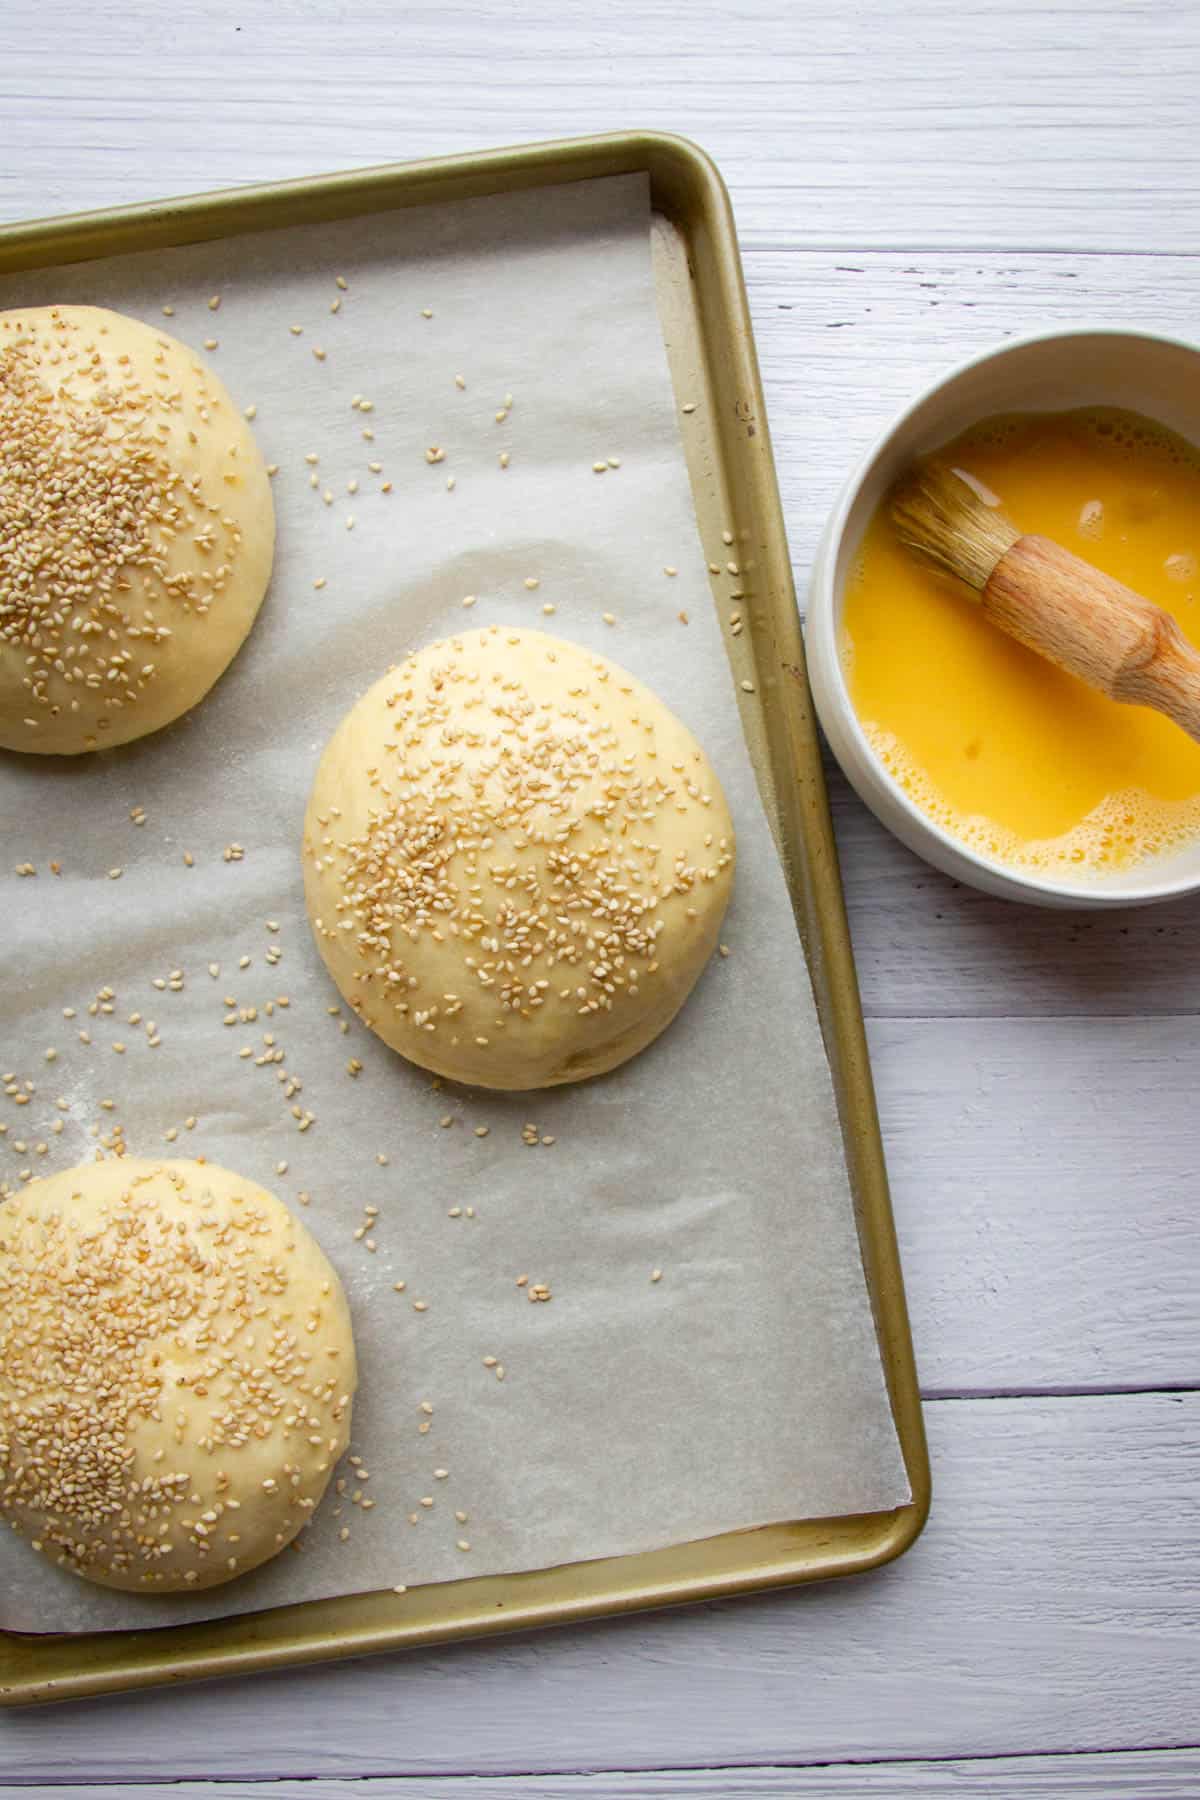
[303,626,735,1089]
[0,304,274,755]
[0,1159,355,1593]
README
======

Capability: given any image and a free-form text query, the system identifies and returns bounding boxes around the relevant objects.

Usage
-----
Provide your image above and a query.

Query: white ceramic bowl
[807,326,1200,909]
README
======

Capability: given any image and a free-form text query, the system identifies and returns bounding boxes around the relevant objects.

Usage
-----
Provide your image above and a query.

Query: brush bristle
[890,460,1020,593]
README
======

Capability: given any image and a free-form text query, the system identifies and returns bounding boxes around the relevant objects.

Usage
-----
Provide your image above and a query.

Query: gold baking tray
[0,131,929,1706]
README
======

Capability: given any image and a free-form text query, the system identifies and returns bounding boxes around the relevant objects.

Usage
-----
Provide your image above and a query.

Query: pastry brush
[890,458,1200,745]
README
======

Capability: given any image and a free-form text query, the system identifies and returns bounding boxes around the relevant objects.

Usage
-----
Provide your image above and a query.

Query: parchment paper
[0,174,909,1632]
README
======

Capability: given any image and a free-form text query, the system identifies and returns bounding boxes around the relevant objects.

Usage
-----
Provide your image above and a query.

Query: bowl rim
[809,320,1200,907]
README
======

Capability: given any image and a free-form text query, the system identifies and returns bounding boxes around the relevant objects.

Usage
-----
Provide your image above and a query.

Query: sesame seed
[678,611,689,625]
[421,308,433,319]
[523,577,539,591]
[43,1049,56,1063]
[183,852,194,867]
[243,404,257,420]
[498,452,510,469]
[412,1300,428,1313]
[330,299,342,315]
[376,1152,389,1166]
[312,347,327,362]
[602,612,616,626]
[682,402,696,414]
[651,1268,663,1283]
[727,561,740,576]
[108,867,122,881]
[719,942,732,957]
[461,594,477,609]
[474,1125,489,1138]
[740,679,756,693]
[314,577,327,591]
[336,275,349,291]
[208,295,221,312]
[542,603,557,616]
[592,461,607,474]
[722,530,734,545]
[276,1161,288,1175]
[455,1510,468,1523]
[203,338,218,351]
[162,305,175,317]
[455,374,466,389]
[607,457,621,469]
[393,1280,406,1292]
[425,447,445,464]
[664,566,678,577]
[456,1539,471,1552]
[439,1115,454,1129]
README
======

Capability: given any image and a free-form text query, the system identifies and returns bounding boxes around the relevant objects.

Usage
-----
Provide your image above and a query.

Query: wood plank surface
[3,1750,1194,1796]
[2,0,1198,253]
[1,1394,1194,1780]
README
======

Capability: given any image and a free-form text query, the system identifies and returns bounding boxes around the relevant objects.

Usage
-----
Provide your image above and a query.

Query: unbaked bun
[0,304,274,755]
[303,626,735,1089]
[0,1159,355,1593]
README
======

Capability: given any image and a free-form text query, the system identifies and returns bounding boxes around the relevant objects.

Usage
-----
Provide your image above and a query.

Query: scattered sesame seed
[592,461,607,474]
[276,1161,288,1175]
[243,404,257,420]
[108,867,123,880]
[651,1268,663,1283]
[664,566,678,577]
[607,457,621,469]
[678,611,689,625]
[313,576,327,591]
[393,1280,406,1292]
[474,1125,489,1138]
[43,1049,56,1063]
[376,1152,389,1166]
[740,679,756,693]
[267,463,279,476]
[682,402,696,414]
[162,305,175,317]
[455,1510,468,1523]
[722,530,734,545]
[330,299,341,315]
[434,1468,448,1480]
[719,943,732,957]
[456,1539,471,1552]
[425,447,445,465]
[523,577,539,591]
[312,346,327,362]
[421,308,433,319]
[461,594,477,609]
[393,1584,408,1595]
[542,602,557,616]
[203,338,218,351]
[207,295,221,312]
[412,1300,428,1313]
[455,374,466,389]
[336,275,348,291]
[183,852,194,868]
[445,476,455,491]
[498,452,510,469]
[602,612,616,626]
[727,561,740,576]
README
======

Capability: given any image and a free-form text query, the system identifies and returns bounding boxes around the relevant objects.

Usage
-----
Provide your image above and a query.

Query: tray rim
[0,128,930,1706]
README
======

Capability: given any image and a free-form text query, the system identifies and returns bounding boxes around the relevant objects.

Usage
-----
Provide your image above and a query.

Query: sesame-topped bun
[0,1159,355,1593]
[303,626,736,1090]
[0,305,274,755]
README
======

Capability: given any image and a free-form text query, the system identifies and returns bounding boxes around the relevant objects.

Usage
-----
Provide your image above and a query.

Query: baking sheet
[0,172,909,1633]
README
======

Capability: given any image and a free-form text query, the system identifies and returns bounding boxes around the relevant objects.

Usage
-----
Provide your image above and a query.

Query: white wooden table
[2,2,1197,1793]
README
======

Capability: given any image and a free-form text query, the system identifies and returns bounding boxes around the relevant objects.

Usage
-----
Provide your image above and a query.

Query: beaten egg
[842,407,1200,877]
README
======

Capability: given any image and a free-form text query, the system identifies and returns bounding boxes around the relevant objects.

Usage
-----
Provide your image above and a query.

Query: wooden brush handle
[983,536,1200,744]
